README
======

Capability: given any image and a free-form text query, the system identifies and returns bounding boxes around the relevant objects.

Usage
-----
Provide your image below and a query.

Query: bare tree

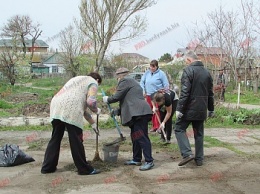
[58,24,95,77]
[189,2,259,89]
[248,0,260,92]
[0,43,21,85]
[1,15,42,73]
[78,0,155,71]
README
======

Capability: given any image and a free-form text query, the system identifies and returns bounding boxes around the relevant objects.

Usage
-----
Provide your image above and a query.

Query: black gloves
[111,108,120,117]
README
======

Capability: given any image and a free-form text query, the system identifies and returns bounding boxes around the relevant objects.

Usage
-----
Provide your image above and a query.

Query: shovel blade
[104,136,126,146]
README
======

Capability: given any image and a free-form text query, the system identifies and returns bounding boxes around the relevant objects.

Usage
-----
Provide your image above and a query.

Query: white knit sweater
[50,76,97,129]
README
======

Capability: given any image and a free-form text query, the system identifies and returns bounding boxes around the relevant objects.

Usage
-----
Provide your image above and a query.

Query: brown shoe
[178,155,194,166]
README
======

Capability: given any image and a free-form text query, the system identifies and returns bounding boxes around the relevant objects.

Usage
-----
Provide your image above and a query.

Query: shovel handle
[101,89,124,137]
[154,111,167,140]
[96,114,99,150]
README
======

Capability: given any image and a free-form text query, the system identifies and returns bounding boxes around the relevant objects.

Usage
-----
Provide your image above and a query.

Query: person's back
[103,67,154,171]
[180,63,213,120]
[50,76,96,129]
[109,77,152,126]
[174,50,214,167]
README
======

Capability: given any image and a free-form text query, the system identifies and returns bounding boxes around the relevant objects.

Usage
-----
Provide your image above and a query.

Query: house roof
[177,46,226,56]
[43,52,64,64]
[191,47,226,55]
[0,39,49,48]
[116,53,149,61]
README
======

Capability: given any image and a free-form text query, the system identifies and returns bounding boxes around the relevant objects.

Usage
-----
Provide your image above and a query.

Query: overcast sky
[0,0,258,60]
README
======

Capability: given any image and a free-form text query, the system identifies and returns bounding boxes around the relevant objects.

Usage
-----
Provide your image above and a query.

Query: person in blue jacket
[140,60,169,132]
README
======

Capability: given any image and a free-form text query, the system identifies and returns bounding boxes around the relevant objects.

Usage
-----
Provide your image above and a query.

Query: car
[125,72,144,83]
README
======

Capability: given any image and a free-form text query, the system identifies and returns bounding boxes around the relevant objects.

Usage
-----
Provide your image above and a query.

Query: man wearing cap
[103,67,154,171]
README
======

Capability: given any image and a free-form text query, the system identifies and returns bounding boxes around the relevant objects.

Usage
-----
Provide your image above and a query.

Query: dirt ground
[1,93,260,194]
[0,126,260,194]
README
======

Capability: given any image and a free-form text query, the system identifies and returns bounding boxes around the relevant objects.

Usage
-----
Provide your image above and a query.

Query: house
[113,53,150,70]
[29,54,48,75]
[42,52,65,74]
[175,45,227,68]
[32,64,50,74]
[0,39,49,53]
[192,46,227,68]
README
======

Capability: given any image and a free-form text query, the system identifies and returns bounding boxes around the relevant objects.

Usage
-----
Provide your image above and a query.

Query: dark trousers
[174,119,204,162]
[41,119,94,174]
[130,117,153,162]
[160,100,178,141]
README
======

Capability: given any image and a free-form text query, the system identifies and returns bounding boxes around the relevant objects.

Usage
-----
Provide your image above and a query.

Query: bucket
[102,143,119,162]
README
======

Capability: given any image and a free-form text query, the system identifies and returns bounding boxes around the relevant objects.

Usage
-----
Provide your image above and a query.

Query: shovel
[92,114,102,162]
[154,111,167,140]
[101,89,126,146]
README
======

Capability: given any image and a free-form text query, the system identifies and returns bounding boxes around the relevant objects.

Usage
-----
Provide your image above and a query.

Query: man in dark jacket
[174,51,214,166]
[103,67,154,171]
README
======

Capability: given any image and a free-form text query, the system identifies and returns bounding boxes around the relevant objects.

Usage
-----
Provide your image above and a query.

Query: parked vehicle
[125,72,144,83]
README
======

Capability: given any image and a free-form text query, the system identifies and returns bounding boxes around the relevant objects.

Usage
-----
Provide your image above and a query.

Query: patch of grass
[204,136,245,155]
[0,100,14,109]
[0,110,12,117]
[84,117,119,130]
[0,125,52,131]
[30,76,68,88]
[225,90,260,105]
[99,79,117,93]
[149,133,179,152]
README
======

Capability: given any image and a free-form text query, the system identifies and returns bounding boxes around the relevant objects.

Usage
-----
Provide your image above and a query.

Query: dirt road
[0,126,259,194]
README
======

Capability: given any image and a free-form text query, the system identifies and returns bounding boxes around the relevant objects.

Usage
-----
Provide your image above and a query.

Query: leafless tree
[189,1,259,90]
[58,24,95,77]
[1,15,42,73]
[78,0,155,71]
[0,43,21,85]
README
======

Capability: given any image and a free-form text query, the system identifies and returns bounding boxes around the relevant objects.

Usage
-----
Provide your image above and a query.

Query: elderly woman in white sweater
[41,72,102,175]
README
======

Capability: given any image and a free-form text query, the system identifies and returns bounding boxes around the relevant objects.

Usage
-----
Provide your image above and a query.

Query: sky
[0,0,256,60]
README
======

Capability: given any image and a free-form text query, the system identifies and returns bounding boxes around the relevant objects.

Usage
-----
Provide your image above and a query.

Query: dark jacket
[177,61,214,120]
[108,77,152,126]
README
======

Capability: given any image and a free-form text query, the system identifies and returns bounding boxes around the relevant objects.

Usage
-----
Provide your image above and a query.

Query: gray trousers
[174,119,204,162]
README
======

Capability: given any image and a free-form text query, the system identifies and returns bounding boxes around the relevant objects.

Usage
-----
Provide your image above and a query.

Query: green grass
[0,110,12,117]
[149,133,179,152]
[0,125,52,131]
[225,90,260,105]
[1,77,260,130]
[0,100,14,109]
[30,76,68,88]
[204,136,245,155]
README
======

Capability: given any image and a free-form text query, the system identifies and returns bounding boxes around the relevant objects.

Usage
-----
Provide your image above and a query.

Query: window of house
[52,66,58,73]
